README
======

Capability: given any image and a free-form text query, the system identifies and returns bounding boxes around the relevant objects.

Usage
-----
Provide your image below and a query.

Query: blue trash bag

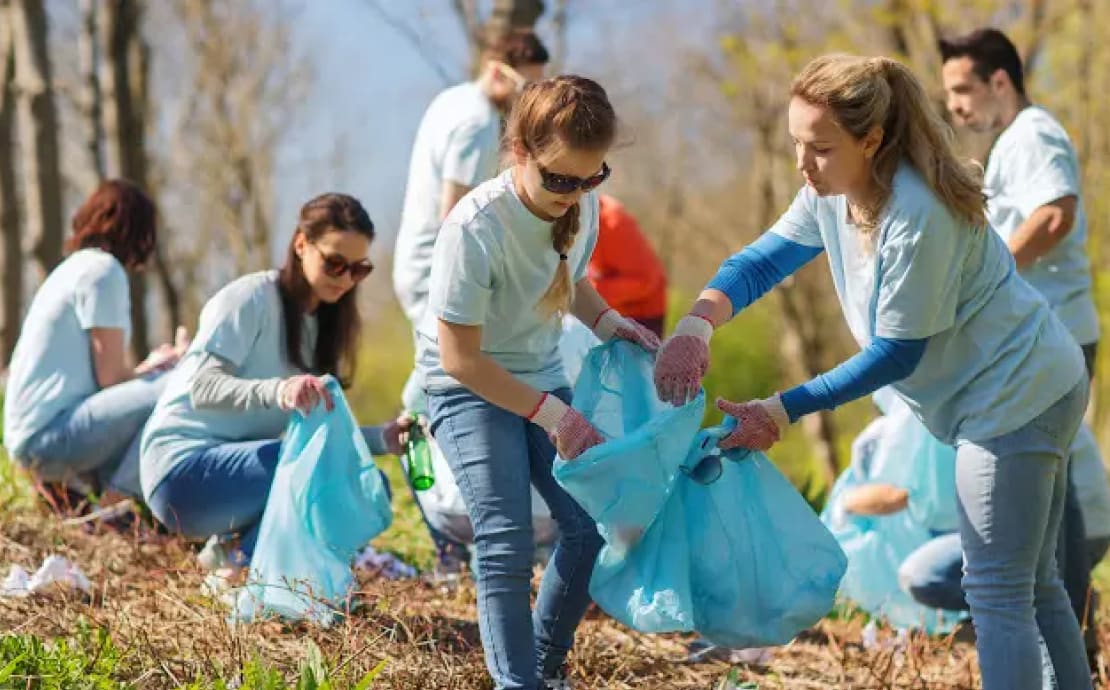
[555,340,847,647]
[234,376,392,625]
[869,390,959,533]
[821,407,966,633]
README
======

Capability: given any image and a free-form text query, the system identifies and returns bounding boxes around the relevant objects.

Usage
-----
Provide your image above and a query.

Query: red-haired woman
[4,179,184,506]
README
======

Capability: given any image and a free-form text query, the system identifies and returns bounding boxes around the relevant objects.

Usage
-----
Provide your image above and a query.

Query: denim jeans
[428,386,603,690]
[146,427,391,559]
[17,371,169,498]
[951,379,1091,690]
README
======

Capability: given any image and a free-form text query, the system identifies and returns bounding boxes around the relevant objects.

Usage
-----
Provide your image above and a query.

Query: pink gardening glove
[653,315,713,406]
[716,396,790,451]
[278,375,335,415]
[591,308,661,353]
[528,393,605,460]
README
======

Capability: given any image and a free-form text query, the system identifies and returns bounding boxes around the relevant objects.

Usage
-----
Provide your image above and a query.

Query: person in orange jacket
[588,195,668,337]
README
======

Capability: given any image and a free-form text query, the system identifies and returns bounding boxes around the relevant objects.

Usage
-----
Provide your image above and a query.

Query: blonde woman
[655,55,1091,690]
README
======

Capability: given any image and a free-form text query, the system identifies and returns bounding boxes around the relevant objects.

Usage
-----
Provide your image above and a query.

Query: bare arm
[1007,196,1078,270]
[842,483,909,516]
[570,278,610,329]
[688,289,734,328]
[438,319,545,417]
[440,181,473,221]
[88,328,134,388]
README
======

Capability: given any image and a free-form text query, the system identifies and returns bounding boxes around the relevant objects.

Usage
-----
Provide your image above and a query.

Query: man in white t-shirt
[393,31,549,575]
[940,27,1104,668]
[394,31,549,414]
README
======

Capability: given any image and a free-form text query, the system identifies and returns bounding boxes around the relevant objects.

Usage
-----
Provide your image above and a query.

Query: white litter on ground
[0,555,91,597]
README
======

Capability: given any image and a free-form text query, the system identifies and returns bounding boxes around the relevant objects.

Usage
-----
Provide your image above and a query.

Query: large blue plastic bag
[234,376,392,625]
[869,391,958,533]
[822,410,965,633]
[555,341,847,647]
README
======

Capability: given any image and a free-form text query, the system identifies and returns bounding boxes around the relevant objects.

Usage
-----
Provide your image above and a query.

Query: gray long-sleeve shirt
[188,354,388,455]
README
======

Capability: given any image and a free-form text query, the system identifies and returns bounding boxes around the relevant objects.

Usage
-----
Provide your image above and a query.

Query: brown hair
[278,193,374,387]
[791,54,986,234]
[66,179,157,268]
[504,75,617,317]
[483,29,550,68]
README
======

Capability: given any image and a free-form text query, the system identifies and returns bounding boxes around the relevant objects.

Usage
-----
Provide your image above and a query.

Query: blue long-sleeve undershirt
[705,232,927,422]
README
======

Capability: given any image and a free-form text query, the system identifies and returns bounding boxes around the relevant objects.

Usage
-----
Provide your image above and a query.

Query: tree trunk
[100,0,153,358]
[79,0,104,192]
[10,0,64,279]
[0,0,23,365]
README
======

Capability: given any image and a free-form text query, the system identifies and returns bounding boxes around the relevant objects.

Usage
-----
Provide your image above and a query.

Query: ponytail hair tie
[559,253,568,261]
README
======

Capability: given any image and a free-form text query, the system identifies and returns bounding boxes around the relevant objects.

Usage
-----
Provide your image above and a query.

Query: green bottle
[405,416,435,491]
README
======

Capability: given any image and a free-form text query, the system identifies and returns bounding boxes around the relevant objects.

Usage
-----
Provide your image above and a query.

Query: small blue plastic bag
[234,376,392,625]
[556,341,847,647]
[822,407,965,633]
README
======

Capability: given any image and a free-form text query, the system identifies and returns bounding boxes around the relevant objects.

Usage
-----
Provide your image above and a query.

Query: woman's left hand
[382,415,416,456]
[592,309,661,353]
[716,396,789,451]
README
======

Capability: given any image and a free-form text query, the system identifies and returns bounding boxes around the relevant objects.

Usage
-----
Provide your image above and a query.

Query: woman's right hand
[653,314,714,406]
[277,375,334,414]
[527,393,605,460]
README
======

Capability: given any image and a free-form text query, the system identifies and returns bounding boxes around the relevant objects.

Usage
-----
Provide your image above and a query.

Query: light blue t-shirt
[140,271,316,497]
[4,249,131,457]
[770,163,1084,444]
[985,106,1098,346]
[417,169,600,393]
[393,81,502,324]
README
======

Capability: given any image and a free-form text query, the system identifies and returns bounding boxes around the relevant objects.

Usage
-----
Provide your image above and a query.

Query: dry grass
[0,505,1012,690]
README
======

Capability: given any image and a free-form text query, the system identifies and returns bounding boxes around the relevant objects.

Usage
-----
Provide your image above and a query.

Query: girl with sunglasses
[655,55,1090,690]
[417,75,658,690]
[140,193,407,569]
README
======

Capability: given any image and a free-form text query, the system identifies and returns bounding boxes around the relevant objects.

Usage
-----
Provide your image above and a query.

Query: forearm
[779,337,926,422]
[189,354,284,411]
[570,278,611,330]
[1007,200,1076,270]
[843,483,910,516]
[447,353,546,419]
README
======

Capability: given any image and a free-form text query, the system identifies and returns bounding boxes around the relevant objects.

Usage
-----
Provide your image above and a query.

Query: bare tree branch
[365,0,460,86]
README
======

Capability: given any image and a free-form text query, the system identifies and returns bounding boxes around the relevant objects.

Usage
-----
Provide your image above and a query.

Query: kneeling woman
[140,194,404,560]
[5,180,182,504]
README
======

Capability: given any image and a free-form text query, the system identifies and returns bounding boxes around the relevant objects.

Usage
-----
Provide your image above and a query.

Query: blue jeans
[949,380,1091,690]
[428,387,603,690]
[17,371,169,498]
[147,428,391,559]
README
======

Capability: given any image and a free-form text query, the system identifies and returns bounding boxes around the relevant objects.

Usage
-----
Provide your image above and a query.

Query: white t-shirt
[417,169,600,393]
[4,249,131,457]
[393,81,502,324]
[984,106,1098,346]
[770,163,1084,444]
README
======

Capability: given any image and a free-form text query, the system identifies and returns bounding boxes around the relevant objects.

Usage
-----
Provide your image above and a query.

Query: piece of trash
[0,556,91,597]
[861,620,910,653]
[1,565,30,597]
[353,545,417,580]
[731,647,773,665]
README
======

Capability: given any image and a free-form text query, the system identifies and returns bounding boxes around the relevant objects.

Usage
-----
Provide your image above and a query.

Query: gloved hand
[653,314,713,406]
[528,393,605,460]
[716,396,790,451]
[277,375,335,415]
[591,308,661,353]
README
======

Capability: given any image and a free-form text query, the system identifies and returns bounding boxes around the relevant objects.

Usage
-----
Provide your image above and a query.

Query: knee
[473,523,536,580]
[961,565,1036,617]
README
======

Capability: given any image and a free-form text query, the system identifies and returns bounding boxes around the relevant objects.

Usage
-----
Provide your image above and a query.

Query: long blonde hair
[504,75,617,317]
[791,54,986,233]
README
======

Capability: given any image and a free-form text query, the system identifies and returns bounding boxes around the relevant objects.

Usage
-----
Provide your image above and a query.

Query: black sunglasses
[537,161,612,195]
[310,243,374,282]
